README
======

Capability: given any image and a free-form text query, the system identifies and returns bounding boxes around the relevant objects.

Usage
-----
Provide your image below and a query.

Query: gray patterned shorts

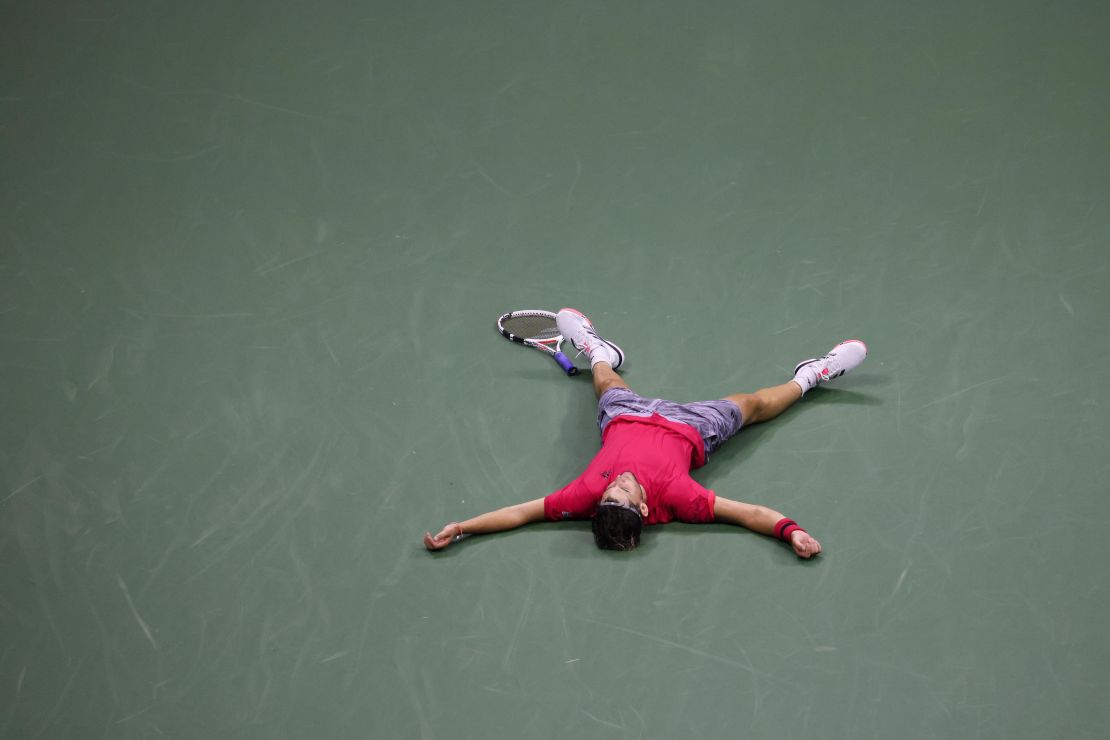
[596,387,744,459]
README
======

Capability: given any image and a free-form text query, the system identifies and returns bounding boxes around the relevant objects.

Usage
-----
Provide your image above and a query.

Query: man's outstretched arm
[713,496,822,559]
[424,498,546,551]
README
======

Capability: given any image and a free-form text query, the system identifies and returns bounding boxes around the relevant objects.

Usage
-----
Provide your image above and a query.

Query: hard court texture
[2,1,1109,738]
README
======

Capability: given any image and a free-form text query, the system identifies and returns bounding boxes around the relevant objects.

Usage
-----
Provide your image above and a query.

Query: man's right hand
[789,530,823,559]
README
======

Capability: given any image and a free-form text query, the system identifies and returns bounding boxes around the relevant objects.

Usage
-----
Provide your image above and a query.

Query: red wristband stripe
[774,518,805,541]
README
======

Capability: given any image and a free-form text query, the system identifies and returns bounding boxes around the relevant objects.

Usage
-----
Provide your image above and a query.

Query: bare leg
[591,362,629,399]
[723,381,803,426]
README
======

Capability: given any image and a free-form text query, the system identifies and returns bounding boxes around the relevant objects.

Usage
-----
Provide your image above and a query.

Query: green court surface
[2,1,1109,738]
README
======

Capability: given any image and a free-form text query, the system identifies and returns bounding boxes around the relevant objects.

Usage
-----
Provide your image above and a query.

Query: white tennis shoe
[793,339,868,390]
[556,308,625,370]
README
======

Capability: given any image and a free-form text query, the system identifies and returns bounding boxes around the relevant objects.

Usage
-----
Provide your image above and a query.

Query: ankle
[792,370,817,394]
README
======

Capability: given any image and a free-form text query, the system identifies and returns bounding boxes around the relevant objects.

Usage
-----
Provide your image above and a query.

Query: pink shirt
[543,414,717,525]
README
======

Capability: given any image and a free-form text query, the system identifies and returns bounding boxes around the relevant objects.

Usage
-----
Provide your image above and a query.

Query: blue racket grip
[554,352,579,376]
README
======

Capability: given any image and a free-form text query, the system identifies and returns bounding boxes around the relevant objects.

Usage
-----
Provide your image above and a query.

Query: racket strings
[502,315,559,341]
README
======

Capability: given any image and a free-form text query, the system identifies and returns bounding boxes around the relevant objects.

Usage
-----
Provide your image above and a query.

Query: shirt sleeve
[662,476,717,523]
[544,474,604,521]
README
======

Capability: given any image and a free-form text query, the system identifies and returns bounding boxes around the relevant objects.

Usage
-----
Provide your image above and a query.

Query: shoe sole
[607,342,626,371]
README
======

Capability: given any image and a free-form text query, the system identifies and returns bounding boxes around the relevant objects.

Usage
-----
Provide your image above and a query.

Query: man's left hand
[423,523,459,551]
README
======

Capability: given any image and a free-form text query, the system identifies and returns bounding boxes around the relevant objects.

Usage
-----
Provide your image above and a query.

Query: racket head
[496,309,579,376]
[496,310,561,345]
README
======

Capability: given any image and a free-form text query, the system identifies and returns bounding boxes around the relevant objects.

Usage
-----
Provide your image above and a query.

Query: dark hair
[592,504,643,551]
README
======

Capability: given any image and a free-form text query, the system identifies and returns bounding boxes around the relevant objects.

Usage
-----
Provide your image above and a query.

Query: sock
[588,349,612,368]
[587,341,621,369]
[793,365,819,394]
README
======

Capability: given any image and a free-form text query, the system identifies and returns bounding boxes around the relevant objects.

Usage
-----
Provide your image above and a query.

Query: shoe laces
[573,327,603,358]
[819,352,845,380]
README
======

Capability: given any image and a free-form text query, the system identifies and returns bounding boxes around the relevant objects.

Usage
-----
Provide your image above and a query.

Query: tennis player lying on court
[424,308,867,557]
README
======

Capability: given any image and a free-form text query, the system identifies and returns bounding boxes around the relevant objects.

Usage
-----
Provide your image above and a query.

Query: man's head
[592,471,648,551]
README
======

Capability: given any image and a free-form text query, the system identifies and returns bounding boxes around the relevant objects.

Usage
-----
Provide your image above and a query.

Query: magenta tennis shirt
[543,414,716,525]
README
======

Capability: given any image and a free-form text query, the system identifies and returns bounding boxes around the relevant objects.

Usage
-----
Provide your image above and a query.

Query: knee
[734,393,765,424]
[597,377,628,396]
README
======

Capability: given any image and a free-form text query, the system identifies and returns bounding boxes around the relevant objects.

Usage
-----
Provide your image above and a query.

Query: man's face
[600,471,648,517]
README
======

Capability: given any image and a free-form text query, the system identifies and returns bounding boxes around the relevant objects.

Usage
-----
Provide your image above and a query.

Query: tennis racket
[496,310,578,376]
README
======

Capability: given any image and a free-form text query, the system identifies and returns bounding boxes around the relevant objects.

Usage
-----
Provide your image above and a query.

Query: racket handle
[553,352,579,376]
